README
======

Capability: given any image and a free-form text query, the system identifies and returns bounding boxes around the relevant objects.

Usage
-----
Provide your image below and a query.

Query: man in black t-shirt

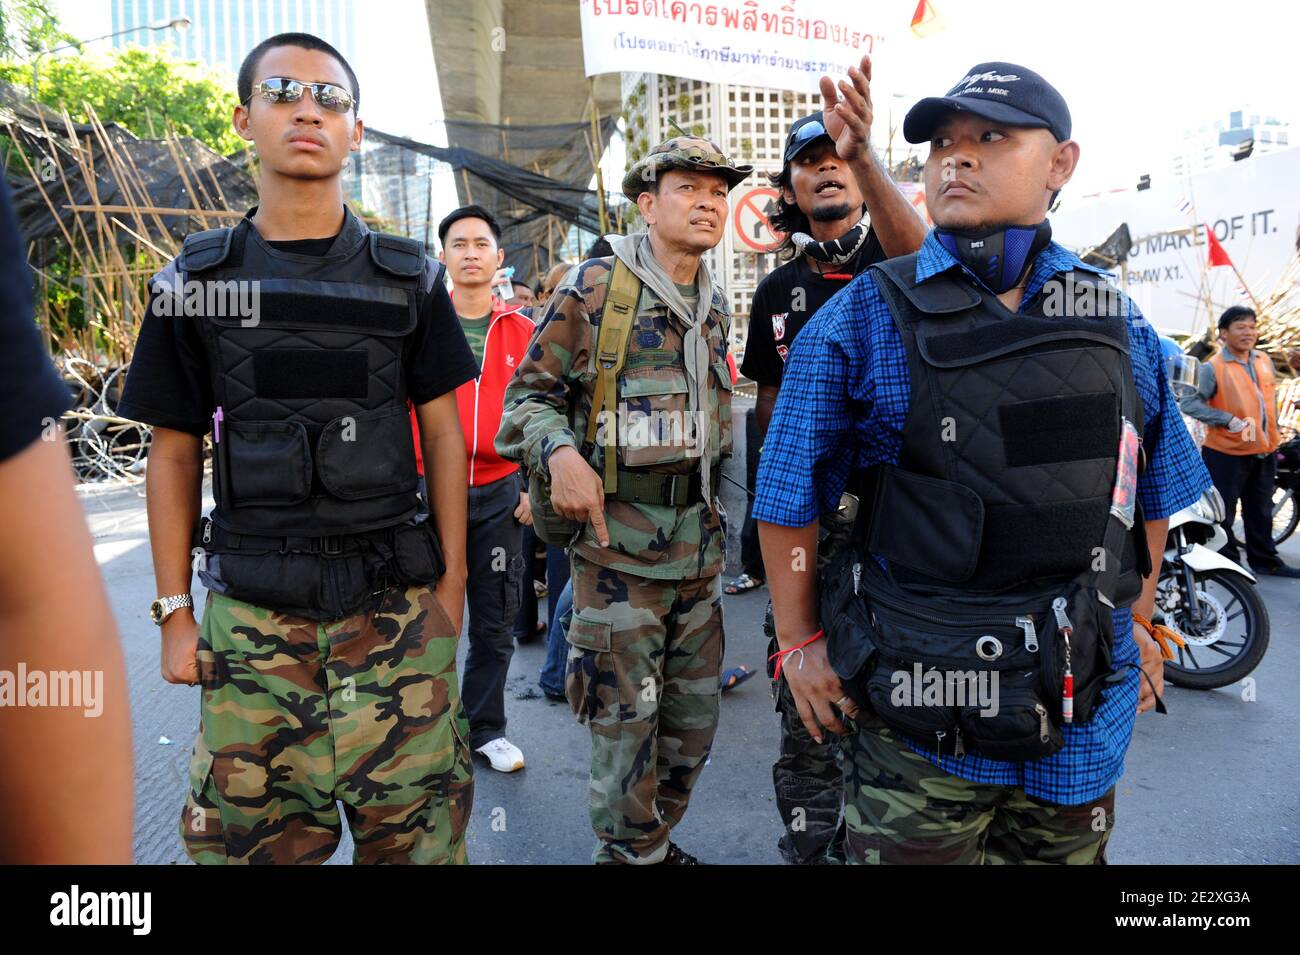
[117,33,480,865]
[737,54,927,865]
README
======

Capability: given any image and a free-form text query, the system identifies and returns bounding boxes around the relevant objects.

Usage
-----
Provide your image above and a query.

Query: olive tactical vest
[165,210,431,538]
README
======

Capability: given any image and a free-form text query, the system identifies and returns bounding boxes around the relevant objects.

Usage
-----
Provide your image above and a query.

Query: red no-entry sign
[733,187,786,253]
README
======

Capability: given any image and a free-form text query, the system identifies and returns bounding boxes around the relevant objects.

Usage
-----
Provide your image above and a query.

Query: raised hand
[818,54,875,163]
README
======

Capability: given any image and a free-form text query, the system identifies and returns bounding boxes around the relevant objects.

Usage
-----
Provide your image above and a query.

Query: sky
[49,0,444,144]
[47,0,1300,211]
[865,0,1298,204]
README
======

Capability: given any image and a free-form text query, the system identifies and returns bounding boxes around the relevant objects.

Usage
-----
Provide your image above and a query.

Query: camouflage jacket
[495,253,734,579]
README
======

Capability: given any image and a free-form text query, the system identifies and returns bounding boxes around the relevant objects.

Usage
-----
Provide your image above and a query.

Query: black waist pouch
[386,518,446,584]
[202,550,368,621]
[818,545,876,708]
[198,518,444,622]
[820,554,1116,761]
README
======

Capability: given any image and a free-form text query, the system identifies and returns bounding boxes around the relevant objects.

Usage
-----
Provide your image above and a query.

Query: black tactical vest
[865,254,1146,604]
[818,253,1152,760]
[168,210,430,538]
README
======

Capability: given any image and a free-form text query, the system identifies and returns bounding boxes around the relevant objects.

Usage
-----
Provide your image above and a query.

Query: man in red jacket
[411,205,536,772]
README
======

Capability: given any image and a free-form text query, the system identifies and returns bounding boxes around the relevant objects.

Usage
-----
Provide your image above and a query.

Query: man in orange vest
[1181,305,1300,576]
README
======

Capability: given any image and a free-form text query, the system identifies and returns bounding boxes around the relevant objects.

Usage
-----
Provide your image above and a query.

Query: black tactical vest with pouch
[166,211,445,619]
[819,254,1150,762]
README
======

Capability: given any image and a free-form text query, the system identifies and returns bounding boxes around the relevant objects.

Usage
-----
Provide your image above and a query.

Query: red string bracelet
[767,629,825,681]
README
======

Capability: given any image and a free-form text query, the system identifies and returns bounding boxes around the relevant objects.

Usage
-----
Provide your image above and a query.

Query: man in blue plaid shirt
[754,62,1212,864]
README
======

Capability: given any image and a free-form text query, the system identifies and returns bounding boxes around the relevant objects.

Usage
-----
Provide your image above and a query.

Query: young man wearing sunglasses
[736,55,927,865]
[118,33,480,864]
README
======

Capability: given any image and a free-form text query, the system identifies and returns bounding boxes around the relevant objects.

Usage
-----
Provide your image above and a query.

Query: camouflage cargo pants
[565,554,723,864]
[842,715,1115,864]
[181,582,474,864]
[765,603,846,865]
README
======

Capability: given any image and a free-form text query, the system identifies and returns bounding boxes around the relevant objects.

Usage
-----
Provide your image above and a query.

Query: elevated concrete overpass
[424,0,621,156]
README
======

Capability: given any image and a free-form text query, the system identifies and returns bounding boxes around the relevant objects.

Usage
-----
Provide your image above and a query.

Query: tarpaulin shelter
[360,115,622,286]
[0,79,257,267]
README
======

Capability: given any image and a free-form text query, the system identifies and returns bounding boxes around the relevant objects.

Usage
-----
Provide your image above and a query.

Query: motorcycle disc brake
[1168,590,1227,647]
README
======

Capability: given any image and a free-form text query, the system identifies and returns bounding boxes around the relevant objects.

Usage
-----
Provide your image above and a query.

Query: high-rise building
[1170,107,1292,179]
[109,0,357,82]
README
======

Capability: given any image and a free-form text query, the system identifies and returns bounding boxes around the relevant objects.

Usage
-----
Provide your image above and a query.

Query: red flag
[911,0,946,37]
[1206,223,1233,268]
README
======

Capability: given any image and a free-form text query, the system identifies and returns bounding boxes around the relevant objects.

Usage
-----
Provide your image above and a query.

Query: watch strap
[152,593,194,624]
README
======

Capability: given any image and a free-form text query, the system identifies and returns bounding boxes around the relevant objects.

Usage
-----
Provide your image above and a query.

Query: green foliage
[0,0,74,60]
[0,44,242,155]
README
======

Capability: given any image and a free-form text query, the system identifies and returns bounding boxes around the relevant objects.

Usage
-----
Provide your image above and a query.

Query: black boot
[663,843,702,865]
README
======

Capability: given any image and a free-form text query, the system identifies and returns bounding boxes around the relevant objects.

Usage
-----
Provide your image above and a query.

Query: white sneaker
[475,737,525,773]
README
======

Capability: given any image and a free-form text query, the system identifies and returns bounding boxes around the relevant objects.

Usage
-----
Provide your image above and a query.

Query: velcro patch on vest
[922,316,1126,367]
[999,393,1117,467]
[254,349,368,399]
[980,497,1110,582]
[237,279,414,335]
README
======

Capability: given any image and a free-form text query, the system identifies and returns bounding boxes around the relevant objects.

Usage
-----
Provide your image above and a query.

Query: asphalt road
[87,396,1298,864]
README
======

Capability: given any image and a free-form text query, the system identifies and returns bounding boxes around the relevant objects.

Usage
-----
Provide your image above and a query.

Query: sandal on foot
[723,573,764,595]
[720,665,756,692]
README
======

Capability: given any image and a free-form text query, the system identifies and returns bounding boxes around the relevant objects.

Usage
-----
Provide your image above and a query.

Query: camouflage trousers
[181,583,474,864]
[765,604,846,865]
[565,554,723,864]
[842,715,1115,864]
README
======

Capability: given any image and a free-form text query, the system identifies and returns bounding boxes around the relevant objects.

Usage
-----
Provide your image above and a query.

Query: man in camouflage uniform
[496,138,750,864]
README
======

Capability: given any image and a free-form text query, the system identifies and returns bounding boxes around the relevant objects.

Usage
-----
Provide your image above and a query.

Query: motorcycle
[1226,433,1300,547]
[1155,486,1270,689]
[1267,434,1300,544]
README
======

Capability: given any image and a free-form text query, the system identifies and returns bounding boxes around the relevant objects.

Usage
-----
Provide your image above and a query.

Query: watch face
[150,600,164,624]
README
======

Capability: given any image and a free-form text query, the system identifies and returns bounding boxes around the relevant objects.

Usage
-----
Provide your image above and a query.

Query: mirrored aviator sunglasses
[249,77,354,114]
[790,120,828,147]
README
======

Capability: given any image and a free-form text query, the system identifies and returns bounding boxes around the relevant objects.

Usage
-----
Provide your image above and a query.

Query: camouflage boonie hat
[622,136,753,202]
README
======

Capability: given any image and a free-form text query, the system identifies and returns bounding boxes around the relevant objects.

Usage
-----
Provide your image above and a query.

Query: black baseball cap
[783,112,833,164]
[903,62,1070,144]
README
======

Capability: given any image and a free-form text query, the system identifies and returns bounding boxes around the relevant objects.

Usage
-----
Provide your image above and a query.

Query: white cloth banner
[1052,147,1300,337]
[579,0,888,93]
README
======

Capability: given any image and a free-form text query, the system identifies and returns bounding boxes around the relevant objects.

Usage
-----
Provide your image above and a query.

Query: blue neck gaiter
[934,220,1053,293]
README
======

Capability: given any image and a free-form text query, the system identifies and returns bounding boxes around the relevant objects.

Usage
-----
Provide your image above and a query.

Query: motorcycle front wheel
[1157,566,1270,690]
